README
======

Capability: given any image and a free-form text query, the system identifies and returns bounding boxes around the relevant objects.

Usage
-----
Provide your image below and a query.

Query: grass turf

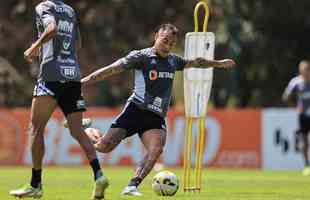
[0,167,309,200]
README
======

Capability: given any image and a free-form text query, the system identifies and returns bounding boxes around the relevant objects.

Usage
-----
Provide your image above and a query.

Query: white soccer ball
[151,171,179,196]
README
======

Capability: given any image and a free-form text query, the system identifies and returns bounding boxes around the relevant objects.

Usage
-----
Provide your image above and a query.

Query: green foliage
[1,0,310,107]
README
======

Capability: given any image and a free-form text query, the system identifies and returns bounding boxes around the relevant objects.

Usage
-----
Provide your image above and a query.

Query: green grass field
[0,167,309,200]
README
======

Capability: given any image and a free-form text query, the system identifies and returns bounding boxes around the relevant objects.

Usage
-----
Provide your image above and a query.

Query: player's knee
[28,123,44,138]
[96,140,116,153]
[69,128,84,140]
[150,146,164,158]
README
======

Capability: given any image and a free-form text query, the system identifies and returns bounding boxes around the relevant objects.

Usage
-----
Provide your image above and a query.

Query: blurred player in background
[283,60,310,176]
[9,1,108,199]
[80,24,235,196]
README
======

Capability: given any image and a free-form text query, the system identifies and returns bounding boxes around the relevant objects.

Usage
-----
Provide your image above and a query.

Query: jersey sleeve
[36,2,56,28]
[75,11,81,42]
[283,78,298,100]
[173,55,188,71]
[119,50,145,69]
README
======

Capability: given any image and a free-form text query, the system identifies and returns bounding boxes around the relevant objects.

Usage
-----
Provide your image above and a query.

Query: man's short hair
[155,23,179,37]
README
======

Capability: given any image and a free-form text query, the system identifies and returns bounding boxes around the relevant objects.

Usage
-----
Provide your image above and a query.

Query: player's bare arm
[81,60,126,85]
[24,22,57,63]
[282,92,290,102]
[185,57,236,69]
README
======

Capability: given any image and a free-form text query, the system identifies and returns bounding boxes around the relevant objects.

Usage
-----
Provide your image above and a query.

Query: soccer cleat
[302,166,310,176]
[121,186,142,196]
[9,183,43,199]
[91,175,109,200]
[63,118,92,129]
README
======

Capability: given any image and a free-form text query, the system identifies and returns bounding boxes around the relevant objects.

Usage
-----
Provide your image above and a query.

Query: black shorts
[298,113,310,135]
[33,81,86,116]
[111,102,166,138]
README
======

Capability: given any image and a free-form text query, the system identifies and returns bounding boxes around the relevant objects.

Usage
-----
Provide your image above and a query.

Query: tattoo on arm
[33,22,57,49]
[185,57,218,69]
[82,60,126,85]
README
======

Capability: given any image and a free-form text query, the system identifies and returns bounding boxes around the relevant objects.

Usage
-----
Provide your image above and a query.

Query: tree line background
[1,0,310,108]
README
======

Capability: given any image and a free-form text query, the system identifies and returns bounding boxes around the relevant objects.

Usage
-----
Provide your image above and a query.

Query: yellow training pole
[183,0,210,193]
[194,1,210,33]
[198,117,205,190]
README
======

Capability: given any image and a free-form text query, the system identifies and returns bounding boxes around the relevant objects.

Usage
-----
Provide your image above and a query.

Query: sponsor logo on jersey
[149,70,158,80]
[60,66,77,79]
[147,104,163,113]
[57,56,75,64]
[55,6,74,18]
[158,72,174,79]
[153,97,162,107]
[58,20,73,33]
[149,70,174,80]
[147,97,163,113]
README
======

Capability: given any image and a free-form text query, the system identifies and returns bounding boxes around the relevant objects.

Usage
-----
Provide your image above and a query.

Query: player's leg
[9,96,57,198]
[66,112,103,171]
[65,112,109,200]
[59,82,108,200]
[122,129,166,196]
[92,102,136,153]
[84,127,103,144]
[299,114,310,176]
[302,133,309,165]
[93,128,127,153]
[302,131,310,176]
[137,129,166,180]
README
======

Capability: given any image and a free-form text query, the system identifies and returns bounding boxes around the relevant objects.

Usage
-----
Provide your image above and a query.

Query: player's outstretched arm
[24,22,57,63]
[282,80,296,103]
[282,92,290,102]
[185,57,236,69]
[81,60,126,86]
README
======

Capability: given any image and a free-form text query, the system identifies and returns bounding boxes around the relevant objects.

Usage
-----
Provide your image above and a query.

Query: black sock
[90,158,102,180]
[30,168,42,188]
[128,177,142,187]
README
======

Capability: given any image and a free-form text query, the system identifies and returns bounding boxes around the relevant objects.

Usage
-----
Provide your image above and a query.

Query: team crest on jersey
[63,40,71,50]
[168,57,175,66]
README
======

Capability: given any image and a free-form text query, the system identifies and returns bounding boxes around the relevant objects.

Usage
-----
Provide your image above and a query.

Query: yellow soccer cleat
[302,166,310,176]
[91,175,109,200]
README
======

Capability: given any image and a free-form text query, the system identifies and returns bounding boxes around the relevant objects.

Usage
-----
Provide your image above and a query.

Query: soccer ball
[151,171,179,196]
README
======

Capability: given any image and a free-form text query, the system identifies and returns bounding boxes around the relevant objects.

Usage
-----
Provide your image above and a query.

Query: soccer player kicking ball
[9,1,108,199]
[283,60,310,176]
[81,24,235,196]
